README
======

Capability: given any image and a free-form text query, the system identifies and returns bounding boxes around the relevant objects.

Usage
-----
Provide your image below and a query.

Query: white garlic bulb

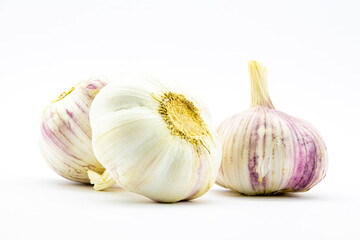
[40,77,107,183]
[88,76,222,202]
[217,61,328,195]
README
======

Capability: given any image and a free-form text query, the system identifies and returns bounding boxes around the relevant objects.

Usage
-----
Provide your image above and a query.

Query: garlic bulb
[217,61,328,195]
[40,77,107,183]
[88,76,222,202]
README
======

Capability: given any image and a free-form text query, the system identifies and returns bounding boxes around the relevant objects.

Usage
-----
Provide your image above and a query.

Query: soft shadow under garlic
[41,178,123,193]
[42,178,214,205]
[105,196,215,206]
[213,188,320,201]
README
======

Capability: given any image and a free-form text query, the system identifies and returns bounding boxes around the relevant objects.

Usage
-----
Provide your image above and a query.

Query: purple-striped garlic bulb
[216,61,328,195]
[40,77,108,183]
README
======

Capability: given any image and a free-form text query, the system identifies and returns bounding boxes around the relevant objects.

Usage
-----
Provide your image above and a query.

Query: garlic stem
[248,60,275,109]
[88,170,116,190]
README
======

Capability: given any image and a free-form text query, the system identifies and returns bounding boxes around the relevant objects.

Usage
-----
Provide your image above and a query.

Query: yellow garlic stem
[248,60,275,109]
[88,170,116,191]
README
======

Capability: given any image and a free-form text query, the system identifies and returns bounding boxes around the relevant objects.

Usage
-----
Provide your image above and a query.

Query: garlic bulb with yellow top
[40,77,107,183]
[216,61,328,195]
[88,76,222,202]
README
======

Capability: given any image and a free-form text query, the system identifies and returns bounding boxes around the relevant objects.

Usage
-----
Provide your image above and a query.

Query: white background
[1,0,359,239]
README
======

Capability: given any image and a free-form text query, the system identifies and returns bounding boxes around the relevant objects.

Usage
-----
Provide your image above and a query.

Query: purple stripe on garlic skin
[216,61,328,195]
[39,77,107,183]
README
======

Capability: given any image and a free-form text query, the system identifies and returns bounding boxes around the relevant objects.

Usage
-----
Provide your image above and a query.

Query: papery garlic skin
[216,61,328,195]
[89,76,222,202]
[40,77,107,183]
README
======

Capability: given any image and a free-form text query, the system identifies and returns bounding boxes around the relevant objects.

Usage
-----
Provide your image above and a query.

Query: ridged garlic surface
[89,76,222,202]
[217,61,328,195]
[40,77,107,183]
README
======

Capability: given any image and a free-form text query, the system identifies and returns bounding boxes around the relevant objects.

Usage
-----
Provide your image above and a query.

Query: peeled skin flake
[216,61,328,195]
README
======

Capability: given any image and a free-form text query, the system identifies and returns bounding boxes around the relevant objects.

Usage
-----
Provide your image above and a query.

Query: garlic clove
[88,170,116,190]
[89,76,222,202]
[216,61,328,195]
[40,77,107,183]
